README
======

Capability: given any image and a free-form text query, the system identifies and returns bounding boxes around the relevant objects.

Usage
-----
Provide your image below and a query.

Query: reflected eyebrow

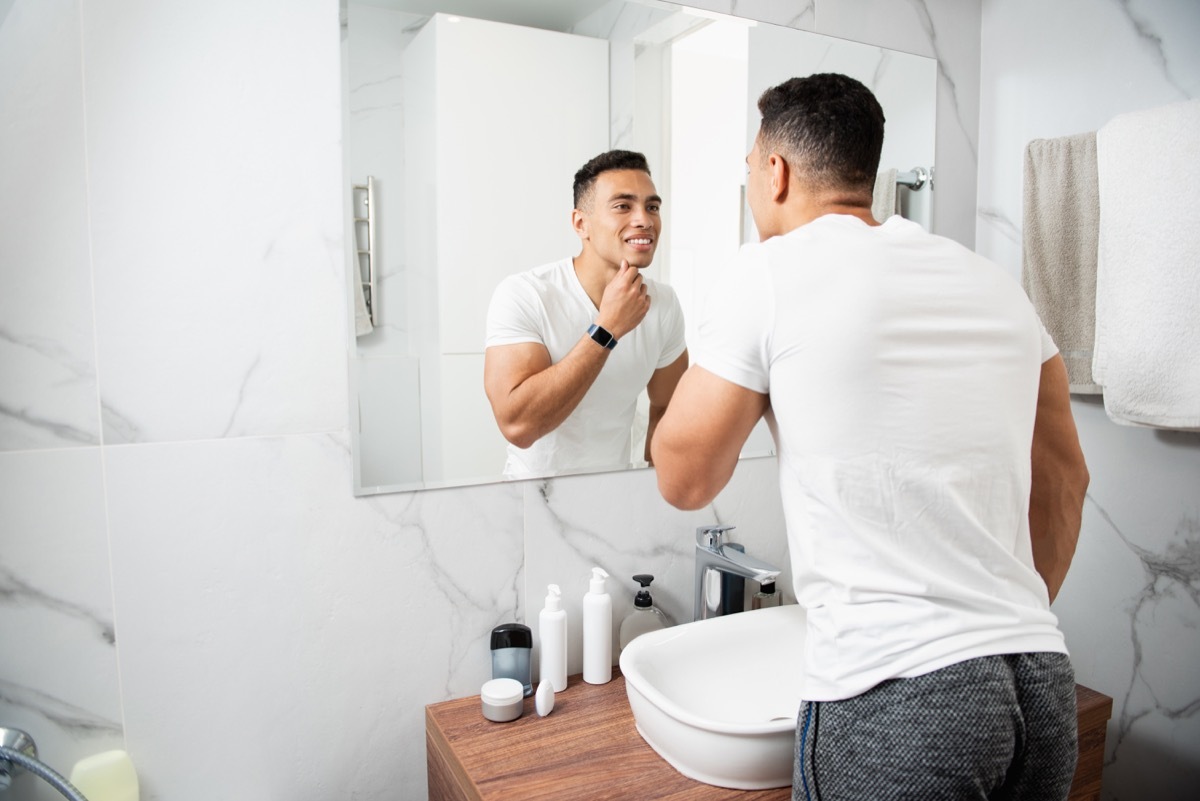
[608,193,663,205]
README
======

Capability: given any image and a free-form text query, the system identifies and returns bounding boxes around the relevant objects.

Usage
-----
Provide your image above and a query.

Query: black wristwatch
[587,323,618,350]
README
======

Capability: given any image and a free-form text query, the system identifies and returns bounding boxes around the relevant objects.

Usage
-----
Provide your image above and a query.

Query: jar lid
[490,623,532,650]
[481,678,524,706]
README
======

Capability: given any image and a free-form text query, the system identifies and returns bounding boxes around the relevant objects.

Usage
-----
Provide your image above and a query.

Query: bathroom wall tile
[103,432,523,801]
[976,0,1198,279]
[522,455,790,675]
[1051,401,1200,801]
[0,448,124,801]
[681,0,815,31]
[81,0,348,445]
[0,0,101,452]
[978,4,1200,795]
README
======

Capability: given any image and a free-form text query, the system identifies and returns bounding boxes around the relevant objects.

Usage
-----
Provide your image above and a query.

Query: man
[652,74,1089,800]
[485,150,688,479]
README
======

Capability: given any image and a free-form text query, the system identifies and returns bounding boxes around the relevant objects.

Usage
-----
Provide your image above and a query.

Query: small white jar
[480,678,524,723]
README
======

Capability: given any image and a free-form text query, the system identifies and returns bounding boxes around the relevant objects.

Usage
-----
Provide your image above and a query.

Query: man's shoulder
[495,257,573,298]
[523,257,574,282]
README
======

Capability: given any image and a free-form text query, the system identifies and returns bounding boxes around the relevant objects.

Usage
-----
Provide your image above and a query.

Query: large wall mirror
[342,0,937,495]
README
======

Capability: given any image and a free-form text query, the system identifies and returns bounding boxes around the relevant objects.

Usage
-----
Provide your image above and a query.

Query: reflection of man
[653,74,1089,798]
[484,150,688,479]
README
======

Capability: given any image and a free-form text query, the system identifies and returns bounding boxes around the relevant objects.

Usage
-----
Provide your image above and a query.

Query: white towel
[872,168,897,221]
[1021,133,1101,394]
[1094,99,1200,429]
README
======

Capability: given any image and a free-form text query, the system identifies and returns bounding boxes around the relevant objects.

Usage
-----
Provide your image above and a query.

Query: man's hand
[595,260,651,339]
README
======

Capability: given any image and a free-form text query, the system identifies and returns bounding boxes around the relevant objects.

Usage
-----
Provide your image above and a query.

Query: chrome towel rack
[352,176,377,326]
[896,166,933,190]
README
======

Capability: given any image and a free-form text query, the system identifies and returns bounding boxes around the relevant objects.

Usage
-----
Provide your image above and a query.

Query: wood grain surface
[427,668,1112,801]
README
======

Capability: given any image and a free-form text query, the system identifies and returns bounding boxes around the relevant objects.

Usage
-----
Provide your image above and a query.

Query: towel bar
[352,176,377,326]
[896,166,933,190]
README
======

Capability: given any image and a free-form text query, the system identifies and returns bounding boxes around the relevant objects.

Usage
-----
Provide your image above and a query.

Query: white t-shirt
[698,214,1067,701]
[486,257,687,479]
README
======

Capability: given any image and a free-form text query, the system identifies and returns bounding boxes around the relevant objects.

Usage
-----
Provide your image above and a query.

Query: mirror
[343,0,937,494]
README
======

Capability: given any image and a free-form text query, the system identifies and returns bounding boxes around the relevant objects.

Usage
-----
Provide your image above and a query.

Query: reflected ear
[768,154,789,202]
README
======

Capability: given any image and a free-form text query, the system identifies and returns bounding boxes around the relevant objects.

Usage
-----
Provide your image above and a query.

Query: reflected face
[576,169,662,269]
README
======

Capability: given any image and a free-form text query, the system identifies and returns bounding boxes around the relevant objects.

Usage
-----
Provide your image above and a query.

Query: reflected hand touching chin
[483,150,688,480]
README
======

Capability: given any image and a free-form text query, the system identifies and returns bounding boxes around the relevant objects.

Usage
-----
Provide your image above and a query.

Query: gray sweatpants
[793,653,1077,801]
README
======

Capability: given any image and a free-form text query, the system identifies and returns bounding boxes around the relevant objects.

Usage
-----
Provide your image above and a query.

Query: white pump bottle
[582,567,613,684]
[539,584,568,692]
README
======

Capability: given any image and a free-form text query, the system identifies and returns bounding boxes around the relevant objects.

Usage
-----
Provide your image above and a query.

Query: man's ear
[768,153,790,202]
[571,208,588,240]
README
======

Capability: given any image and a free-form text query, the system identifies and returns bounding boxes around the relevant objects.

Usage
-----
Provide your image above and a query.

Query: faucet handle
[696,524,736,548]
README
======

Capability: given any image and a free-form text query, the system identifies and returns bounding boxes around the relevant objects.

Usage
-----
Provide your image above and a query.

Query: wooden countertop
[427,669,1112,801]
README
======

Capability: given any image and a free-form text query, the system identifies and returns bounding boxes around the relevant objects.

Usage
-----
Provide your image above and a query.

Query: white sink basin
[619,603,807,790]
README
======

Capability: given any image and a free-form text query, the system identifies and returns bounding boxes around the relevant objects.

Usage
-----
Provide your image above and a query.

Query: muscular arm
[1028,354,1089,603]
[644,349,689,463]
[651,366,769,509]
[484,338,612,449]
[485,261,650,449]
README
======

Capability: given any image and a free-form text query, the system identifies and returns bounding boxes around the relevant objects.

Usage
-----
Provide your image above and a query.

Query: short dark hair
[573,150,652,209]
[756,73,885,194]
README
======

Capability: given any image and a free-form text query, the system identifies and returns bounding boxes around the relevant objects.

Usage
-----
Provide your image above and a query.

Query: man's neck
[776,194,878,236]
[572,252,621,309]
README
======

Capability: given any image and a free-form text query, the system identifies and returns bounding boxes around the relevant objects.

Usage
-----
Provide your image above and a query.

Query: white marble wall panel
[977,1,1200,797]
[0,0,100,452]
[82,0,347,445]
[523,456,792,675]
[103,432,524,801]
[0,449,124,801]
[977,0,1199,279]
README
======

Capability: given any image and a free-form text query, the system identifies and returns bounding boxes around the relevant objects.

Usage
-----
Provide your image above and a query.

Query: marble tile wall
[8,0,1187,799]
[976,1,1200,798]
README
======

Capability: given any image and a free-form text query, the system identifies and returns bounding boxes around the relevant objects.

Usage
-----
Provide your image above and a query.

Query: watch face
[589,324,616,349]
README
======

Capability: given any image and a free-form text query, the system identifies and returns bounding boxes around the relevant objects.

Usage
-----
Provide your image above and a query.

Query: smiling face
[573,169,662,269]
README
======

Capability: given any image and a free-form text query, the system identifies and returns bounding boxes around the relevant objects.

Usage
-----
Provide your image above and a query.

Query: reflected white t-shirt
[486,258,686,479]
[698,214,1067,701]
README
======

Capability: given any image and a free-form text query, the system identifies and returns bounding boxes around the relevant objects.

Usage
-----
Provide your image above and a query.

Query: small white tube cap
[69,750,139,801]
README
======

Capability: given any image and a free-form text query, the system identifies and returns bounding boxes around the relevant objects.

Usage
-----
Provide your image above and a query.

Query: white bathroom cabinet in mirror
[342,0,937,495]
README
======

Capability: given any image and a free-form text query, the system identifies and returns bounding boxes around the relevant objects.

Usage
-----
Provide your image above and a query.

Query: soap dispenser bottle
[752,579,782,610]
[619,574,671,650]
[582,567,612,685]
[539,584,568,692]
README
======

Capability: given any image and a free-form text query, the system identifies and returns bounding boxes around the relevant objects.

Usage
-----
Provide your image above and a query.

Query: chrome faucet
[693,525,781,621]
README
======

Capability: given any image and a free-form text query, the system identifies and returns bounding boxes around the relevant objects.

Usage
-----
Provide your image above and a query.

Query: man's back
[700,213,1066,700]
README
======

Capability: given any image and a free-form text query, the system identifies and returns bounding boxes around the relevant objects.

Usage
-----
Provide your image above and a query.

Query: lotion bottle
[539,584,568,692]
[582,567,612,684]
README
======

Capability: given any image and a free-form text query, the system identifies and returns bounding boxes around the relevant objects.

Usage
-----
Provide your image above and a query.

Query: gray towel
[872,168,897,221]
[1021,133,1100,393]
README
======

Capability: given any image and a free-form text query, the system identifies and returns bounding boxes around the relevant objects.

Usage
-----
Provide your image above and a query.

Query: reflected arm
[644,349,689,463]
[483,338,611,449]
[1028,354,1089,603]
[651,366,768,509]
